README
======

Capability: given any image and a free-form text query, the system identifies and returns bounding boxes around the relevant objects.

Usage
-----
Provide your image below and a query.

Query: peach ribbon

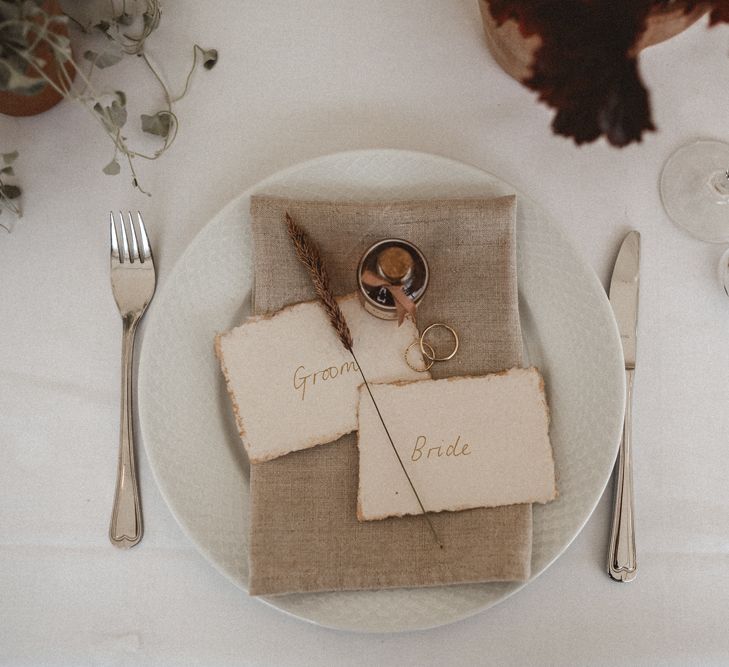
[361,269,417,326]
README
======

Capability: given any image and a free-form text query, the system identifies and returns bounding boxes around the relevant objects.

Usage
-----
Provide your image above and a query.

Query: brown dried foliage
[488,0,729,147]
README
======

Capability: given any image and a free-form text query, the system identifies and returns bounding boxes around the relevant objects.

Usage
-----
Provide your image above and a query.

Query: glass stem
[709,169,729,197]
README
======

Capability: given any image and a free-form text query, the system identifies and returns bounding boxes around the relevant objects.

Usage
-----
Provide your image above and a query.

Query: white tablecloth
[2,2,729,665]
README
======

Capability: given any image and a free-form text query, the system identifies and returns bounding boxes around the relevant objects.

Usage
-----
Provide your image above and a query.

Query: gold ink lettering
[412,435,426,461]
[292,360,359,400]
[340,360,358,374]
[410,435,473,461]
[446,435,460,457]
[293,365,309,401]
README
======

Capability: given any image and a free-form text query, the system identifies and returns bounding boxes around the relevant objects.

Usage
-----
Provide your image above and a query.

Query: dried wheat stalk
[284,211,442,548]
[285,212,353,350]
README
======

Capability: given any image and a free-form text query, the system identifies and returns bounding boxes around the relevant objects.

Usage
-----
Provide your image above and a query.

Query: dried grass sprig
[284,212,442,548]
[285,213,353,350]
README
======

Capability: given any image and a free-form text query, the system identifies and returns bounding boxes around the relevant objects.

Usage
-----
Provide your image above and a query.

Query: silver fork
[109,211,156,548]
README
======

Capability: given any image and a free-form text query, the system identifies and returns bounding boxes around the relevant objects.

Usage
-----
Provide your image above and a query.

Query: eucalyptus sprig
[0,0,218,199]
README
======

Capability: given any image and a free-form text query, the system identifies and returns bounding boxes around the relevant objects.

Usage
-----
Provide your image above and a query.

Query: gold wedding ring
[405,340,435,372]
[420,323,459,362]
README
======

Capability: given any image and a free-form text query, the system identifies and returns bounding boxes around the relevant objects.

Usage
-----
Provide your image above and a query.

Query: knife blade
[607,230,640,582]
[610,231,640,369]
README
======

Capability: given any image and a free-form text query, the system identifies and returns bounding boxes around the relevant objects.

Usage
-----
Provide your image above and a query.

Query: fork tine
[118,210,130,263]
[136,212,152,263]
[126,211,139,263]
[109,212,120,261]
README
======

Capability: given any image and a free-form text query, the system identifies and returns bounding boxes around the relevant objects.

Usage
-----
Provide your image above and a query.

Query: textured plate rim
[138,148,624,633]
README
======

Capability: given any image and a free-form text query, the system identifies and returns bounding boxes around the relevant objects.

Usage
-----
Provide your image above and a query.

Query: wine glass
[719,246,729,297]
[660,139,729,243]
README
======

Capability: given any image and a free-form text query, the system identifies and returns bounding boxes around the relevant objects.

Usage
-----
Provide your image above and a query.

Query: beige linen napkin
[247,195,531,595]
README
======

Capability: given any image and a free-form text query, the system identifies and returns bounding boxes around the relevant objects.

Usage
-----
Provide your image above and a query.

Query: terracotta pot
[478,0,709,83]
[0,0,75,117]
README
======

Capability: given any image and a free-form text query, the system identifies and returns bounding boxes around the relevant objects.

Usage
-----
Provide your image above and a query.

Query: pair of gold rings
[405,323,460,372]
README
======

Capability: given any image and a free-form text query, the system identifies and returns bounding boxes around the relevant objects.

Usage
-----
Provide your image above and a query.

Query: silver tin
[356,238,429,320]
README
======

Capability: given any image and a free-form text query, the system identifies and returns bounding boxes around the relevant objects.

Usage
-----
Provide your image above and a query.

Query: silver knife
[607,230,640,582]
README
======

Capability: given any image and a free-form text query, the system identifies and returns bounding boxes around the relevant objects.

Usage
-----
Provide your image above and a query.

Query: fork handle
[110,319,143,548]
[608,369,636,581]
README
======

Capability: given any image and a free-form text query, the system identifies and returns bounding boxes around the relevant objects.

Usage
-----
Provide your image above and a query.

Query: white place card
[356,368,557,520]
[215,293,427,463]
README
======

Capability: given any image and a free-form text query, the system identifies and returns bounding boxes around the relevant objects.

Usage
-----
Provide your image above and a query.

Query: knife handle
[608,369,637,582]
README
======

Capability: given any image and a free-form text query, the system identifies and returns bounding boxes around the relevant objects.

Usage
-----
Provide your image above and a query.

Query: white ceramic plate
[138,150,625,633]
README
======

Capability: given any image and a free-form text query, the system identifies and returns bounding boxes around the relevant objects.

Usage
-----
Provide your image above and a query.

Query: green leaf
[201,48,218,70]
[53,34,71,51]
[2,151,18,165]
[1,166,14,176]
[0,185,21,199]
[108,100,127,128]
[93,102,114,133]
[142,10,160,32]
[141,112,172,138]
[102,159,121,176]
[94,94,127,132]
[116,12,134,26]
[93,104,108,130]
[0,65,46,95]
[83,48,123,69]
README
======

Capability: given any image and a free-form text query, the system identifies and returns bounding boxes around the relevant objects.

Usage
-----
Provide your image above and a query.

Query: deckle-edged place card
[356,367,557,521]
[215,293,427,463]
